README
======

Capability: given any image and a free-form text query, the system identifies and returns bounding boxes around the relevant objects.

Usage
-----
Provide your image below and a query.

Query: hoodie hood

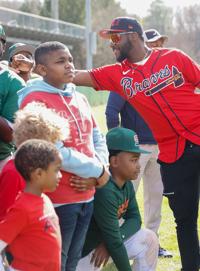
[18,78,76,107]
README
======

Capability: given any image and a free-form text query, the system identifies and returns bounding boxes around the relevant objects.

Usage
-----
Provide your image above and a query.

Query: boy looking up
[77,127,158,271]
[0,139,62,271]
[18,41,109,271]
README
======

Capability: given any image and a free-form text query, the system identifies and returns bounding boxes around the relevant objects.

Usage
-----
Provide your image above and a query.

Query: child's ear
[35,64,47,77]
[31,167,44,180]
[110,156,118,168]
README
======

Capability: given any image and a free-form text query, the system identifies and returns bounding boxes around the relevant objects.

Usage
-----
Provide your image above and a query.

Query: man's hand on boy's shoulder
[90,242,110,268]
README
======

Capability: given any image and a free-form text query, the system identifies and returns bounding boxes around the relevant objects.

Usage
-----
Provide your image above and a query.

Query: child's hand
[11,54,34,72]
[90,243,110,268]
[70,176,97,191]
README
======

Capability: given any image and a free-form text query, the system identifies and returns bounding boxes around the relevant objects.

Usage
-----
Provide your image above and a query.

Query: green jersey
[0,66,25,160]
[82,177,142,271]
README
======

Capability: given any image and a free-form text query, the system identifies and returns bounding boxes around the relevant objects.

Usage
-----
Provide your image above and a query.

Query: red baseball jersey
[90,48,200,163]
[0,192,61,271]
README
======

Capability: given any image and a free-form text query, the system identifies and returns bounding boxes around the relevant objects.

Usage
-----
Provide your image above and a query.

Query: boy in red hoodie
[18,41,109,271]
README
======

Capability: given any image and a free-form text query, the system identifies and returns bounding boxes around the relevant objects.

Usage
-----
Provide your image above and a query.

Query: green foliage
[40,0,85,25]
[20,0,42,15]
[39,0,51,17]
[77,86,109,107]
[143,0,173,35]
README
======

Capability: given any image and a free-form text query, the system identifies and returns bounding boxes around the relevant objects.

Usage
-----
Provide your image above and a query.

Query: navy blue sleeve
[105,92,126,130]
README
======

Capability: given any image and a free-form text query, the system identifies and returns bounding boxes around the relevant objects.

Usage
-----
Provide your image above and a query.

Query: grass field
[92,104,200,271]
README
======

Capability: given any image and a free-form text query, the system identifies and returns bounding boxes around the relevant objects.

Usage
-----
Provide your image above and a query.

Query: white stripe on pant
[76,228,159,271]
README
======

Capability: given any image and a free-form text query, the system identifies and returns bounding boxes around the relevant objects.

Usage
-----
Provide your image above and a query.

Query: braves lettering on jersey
[90,48,200,163]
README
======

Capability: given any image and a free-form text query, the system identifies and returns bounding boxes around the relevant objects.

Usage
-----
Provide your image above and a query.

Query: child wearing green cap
[77,127,159,271]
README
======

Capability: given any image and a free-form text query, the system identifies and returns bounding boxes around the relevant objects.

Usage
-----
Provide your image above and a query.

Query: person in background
[105,27,171,258]
[8,42,35,82]
[0,139,62,271]
[77,127,158,271]
[0,25,25,172]
[144,29,168,48]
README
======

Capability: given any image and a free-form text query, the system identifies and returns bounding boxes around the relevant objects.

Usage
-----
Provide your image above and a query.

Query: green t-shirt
[82,177,142,271]
[0,66,25,160]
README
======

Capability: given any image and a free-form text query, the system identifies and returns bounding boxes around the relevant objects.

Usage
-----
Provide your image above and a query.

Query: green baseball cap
[0,25,6,43]
[8,43,35,62]
[106,127,150,154]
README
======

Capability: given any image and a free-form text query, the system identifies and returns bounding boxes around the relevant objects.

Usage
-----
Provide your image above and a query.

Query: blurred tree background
[0,0,199,105]
[1,0,200,66]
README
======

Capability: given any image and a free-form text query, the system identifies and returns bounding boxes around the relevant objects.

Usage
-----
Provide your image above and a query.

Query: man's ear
[130,32,140,41]
[35,63,47,77]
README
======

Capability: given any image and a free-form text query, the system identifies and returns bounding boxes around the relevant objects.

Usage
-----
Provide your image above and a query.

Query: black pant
[158,141,200,271]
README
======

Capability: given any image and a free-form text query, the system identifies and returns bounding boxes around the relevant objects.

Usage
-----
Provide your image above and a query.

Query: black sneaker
[158,246,173,258]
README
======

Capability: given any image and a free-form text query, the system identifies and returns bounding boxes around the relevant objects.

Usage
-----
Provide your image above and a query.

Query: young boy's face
[42,48,75,89]
[41,154,62,192]
[113,152,141,181]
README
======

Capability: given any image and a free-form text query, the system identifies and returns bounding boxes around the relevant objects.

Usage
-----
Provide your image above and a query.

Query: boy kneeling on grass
[0,139,62,271]
[77,127,159,271]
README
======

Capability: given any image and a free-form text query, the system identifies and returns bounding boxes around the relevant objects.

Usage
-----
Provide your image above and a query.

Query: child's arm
[0,206,28,252]
[57,142,107,179]
[120,182,142,238]
[93,188,132,271]
[0,168,25,221]
[92,126,108,166]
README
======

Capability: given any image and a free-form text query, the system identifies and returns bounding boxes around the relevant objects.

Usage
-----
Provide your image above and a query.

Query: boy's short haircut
[13,102,69,146]
[15,139,60,181]
[108,149,122,160]
[35,41,67,65]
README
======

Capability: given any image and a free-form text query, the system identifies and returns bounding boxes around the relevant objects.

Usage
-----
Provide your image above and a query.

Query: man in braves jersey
[73,17,200,271]
[105,27,171,258]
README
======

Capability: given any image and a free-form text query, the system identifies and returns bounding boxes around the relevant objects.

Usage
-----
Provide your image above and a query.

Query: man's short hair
[14,139,60,181]
[35,41,67,65]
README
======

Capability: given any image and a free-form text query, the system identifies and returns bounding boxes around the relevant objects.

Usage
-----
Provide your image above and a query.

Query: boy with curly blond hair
[0,102,69,221]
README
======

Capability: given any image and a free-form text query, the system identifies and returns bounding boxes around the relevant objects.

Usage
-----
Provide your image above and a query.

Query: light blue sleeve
[93,126,109,165]
[56,142,103,178]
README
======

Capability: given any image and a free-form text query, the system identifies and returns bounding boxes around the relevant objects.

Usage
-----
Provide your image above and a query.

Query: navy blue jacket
[105,92,156,144]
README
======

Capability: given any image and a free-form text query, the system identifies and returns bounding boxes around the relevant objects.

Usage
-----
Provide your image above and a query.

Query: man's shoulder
[0,66,23,81]
[153,47,183,58]
[0,66,25,89]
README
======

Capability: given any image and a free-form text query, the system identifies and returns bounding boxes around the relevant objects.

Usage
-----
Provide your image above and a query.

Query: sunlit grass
[92,104,200,271]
